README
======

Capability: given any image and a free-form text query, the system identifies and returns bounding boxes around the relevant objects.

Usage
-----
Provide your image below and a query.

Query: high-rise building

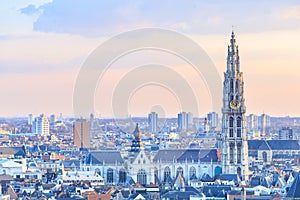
[207,112,218,130]
[28,114,34,125]
[73,120,91,148]
[220,31,248,180]
[178,112,192,132]
[33,114,50,137]
[148,112,158,134]
[259,114,270,138]
[279,127,295,140]
[247,114,258,133]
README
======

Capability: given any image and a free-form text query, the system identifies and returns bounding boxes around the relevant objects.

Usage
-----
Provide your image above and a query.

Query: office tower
[247,114,258,132]
[148,112,158,134]
[49,114,57,124]
[178,112,192,132]
[279,127,295,140]
[207,112,218,130]
[259,114,270,138]
[73,120,91,148]
[28,114,34,125]
[33,114,50,137]
[221,31,248,180]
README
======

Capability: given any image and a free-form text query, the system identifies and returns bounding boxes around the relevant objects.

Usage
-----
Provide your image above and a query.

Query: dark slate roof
[203,185,231,197]
[216,174,240,183]
[250,175,262,187]
[153,149,185,162]
[266,140,300,150]
[86,150,124,165]
[62,160,81,168]
[153,149,219,163]
[161,191,200,199]
[247,140,265,150]
[258,141,271,151]
[248,140,300,152]
[286,172,300,198]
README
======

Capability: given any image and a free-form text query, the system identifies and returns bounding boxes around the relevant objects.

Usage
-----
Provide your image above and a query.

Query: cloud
[23,0,300,37]
[282,6,300,19]
[20,4,40,15]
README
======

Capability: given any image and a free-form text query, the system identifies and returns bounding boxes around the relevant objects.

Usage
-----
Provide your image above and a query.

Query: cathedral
[220,31,249,180]
[80,31,249,185]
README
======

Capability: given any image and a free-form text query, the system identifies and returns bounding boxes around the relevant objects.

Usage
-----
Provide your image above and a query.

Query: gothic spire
[227,30,240,74]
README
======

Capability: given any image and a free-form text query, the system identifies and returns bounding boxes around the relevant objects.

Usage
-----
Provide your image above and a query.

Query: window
[95,168,101,176]
[154,167,159,184]
[137,169,147,185]
[237,143,241,163]
[230,79,234,92]
[119,169,126,184]
[230,143,234,163]
[237,167,241,178]
[189,167,196,179]
[230,129,234,137]
[229,117,234,127]
[176,167,184,177]
[107,168,114,184]
[237,129,241,137]
[164,167,171,182]
[237,117,242,127]
[262,151,267,162]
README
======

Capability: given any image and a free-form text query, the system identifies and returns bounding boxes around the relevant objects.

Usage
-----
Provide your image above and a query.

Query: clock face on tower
[230,99,241,110]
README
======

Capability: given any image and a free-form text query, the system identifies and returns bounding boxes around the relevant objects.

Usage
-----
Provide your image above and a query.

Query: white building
[33,114,50,136]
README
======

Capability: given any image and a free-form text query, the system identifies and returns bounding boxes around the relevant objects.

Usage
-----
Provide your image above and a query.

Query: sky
[1,0,300,118]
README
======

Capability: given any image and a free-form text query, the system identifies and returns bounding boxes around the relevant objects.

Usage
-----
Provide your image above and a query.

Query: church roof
[153,149,219,163]
[247,140,300,151]
[86,150,124,165]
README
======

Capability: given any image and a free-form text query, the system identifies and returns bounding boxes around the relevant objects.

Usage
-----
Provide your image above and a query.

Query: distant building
[28,114,34,125]
[148,112,158,134]
[247,114,258,132]
[258,114,270,138]
[207,112,218,130]
[279,127,295,140]
[73,120,91,148]
[248,140,300,163]
[32,114,50,137]
[178,112,192,132]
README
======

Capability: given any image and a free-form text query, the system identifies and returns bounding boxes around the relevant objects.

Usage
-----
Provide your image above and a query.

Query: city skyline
[1,1,300,117]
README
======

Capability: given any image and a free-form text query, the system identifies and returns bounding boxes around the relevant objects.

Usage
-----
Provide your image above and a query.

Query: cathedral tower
[221,31,248,180]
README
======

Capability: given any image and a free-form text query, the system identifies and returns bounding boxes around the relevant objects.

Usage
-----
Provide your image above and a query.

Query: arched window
[237,143,241,164]
[229,117,234,137]
[137,169,147,185]
[164,167,171,182]
[95,168,101,176]
[176,167,184,177]
[237,117,242,127]
[189,167,196,179]
[262,151,267,163]
[229,117,234,127]
[230,79,234,92]
[230,143,234,163]
[107,168,114,184]
[119,168,127,184]
[154,167,159,184]
[237,167,241,178]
